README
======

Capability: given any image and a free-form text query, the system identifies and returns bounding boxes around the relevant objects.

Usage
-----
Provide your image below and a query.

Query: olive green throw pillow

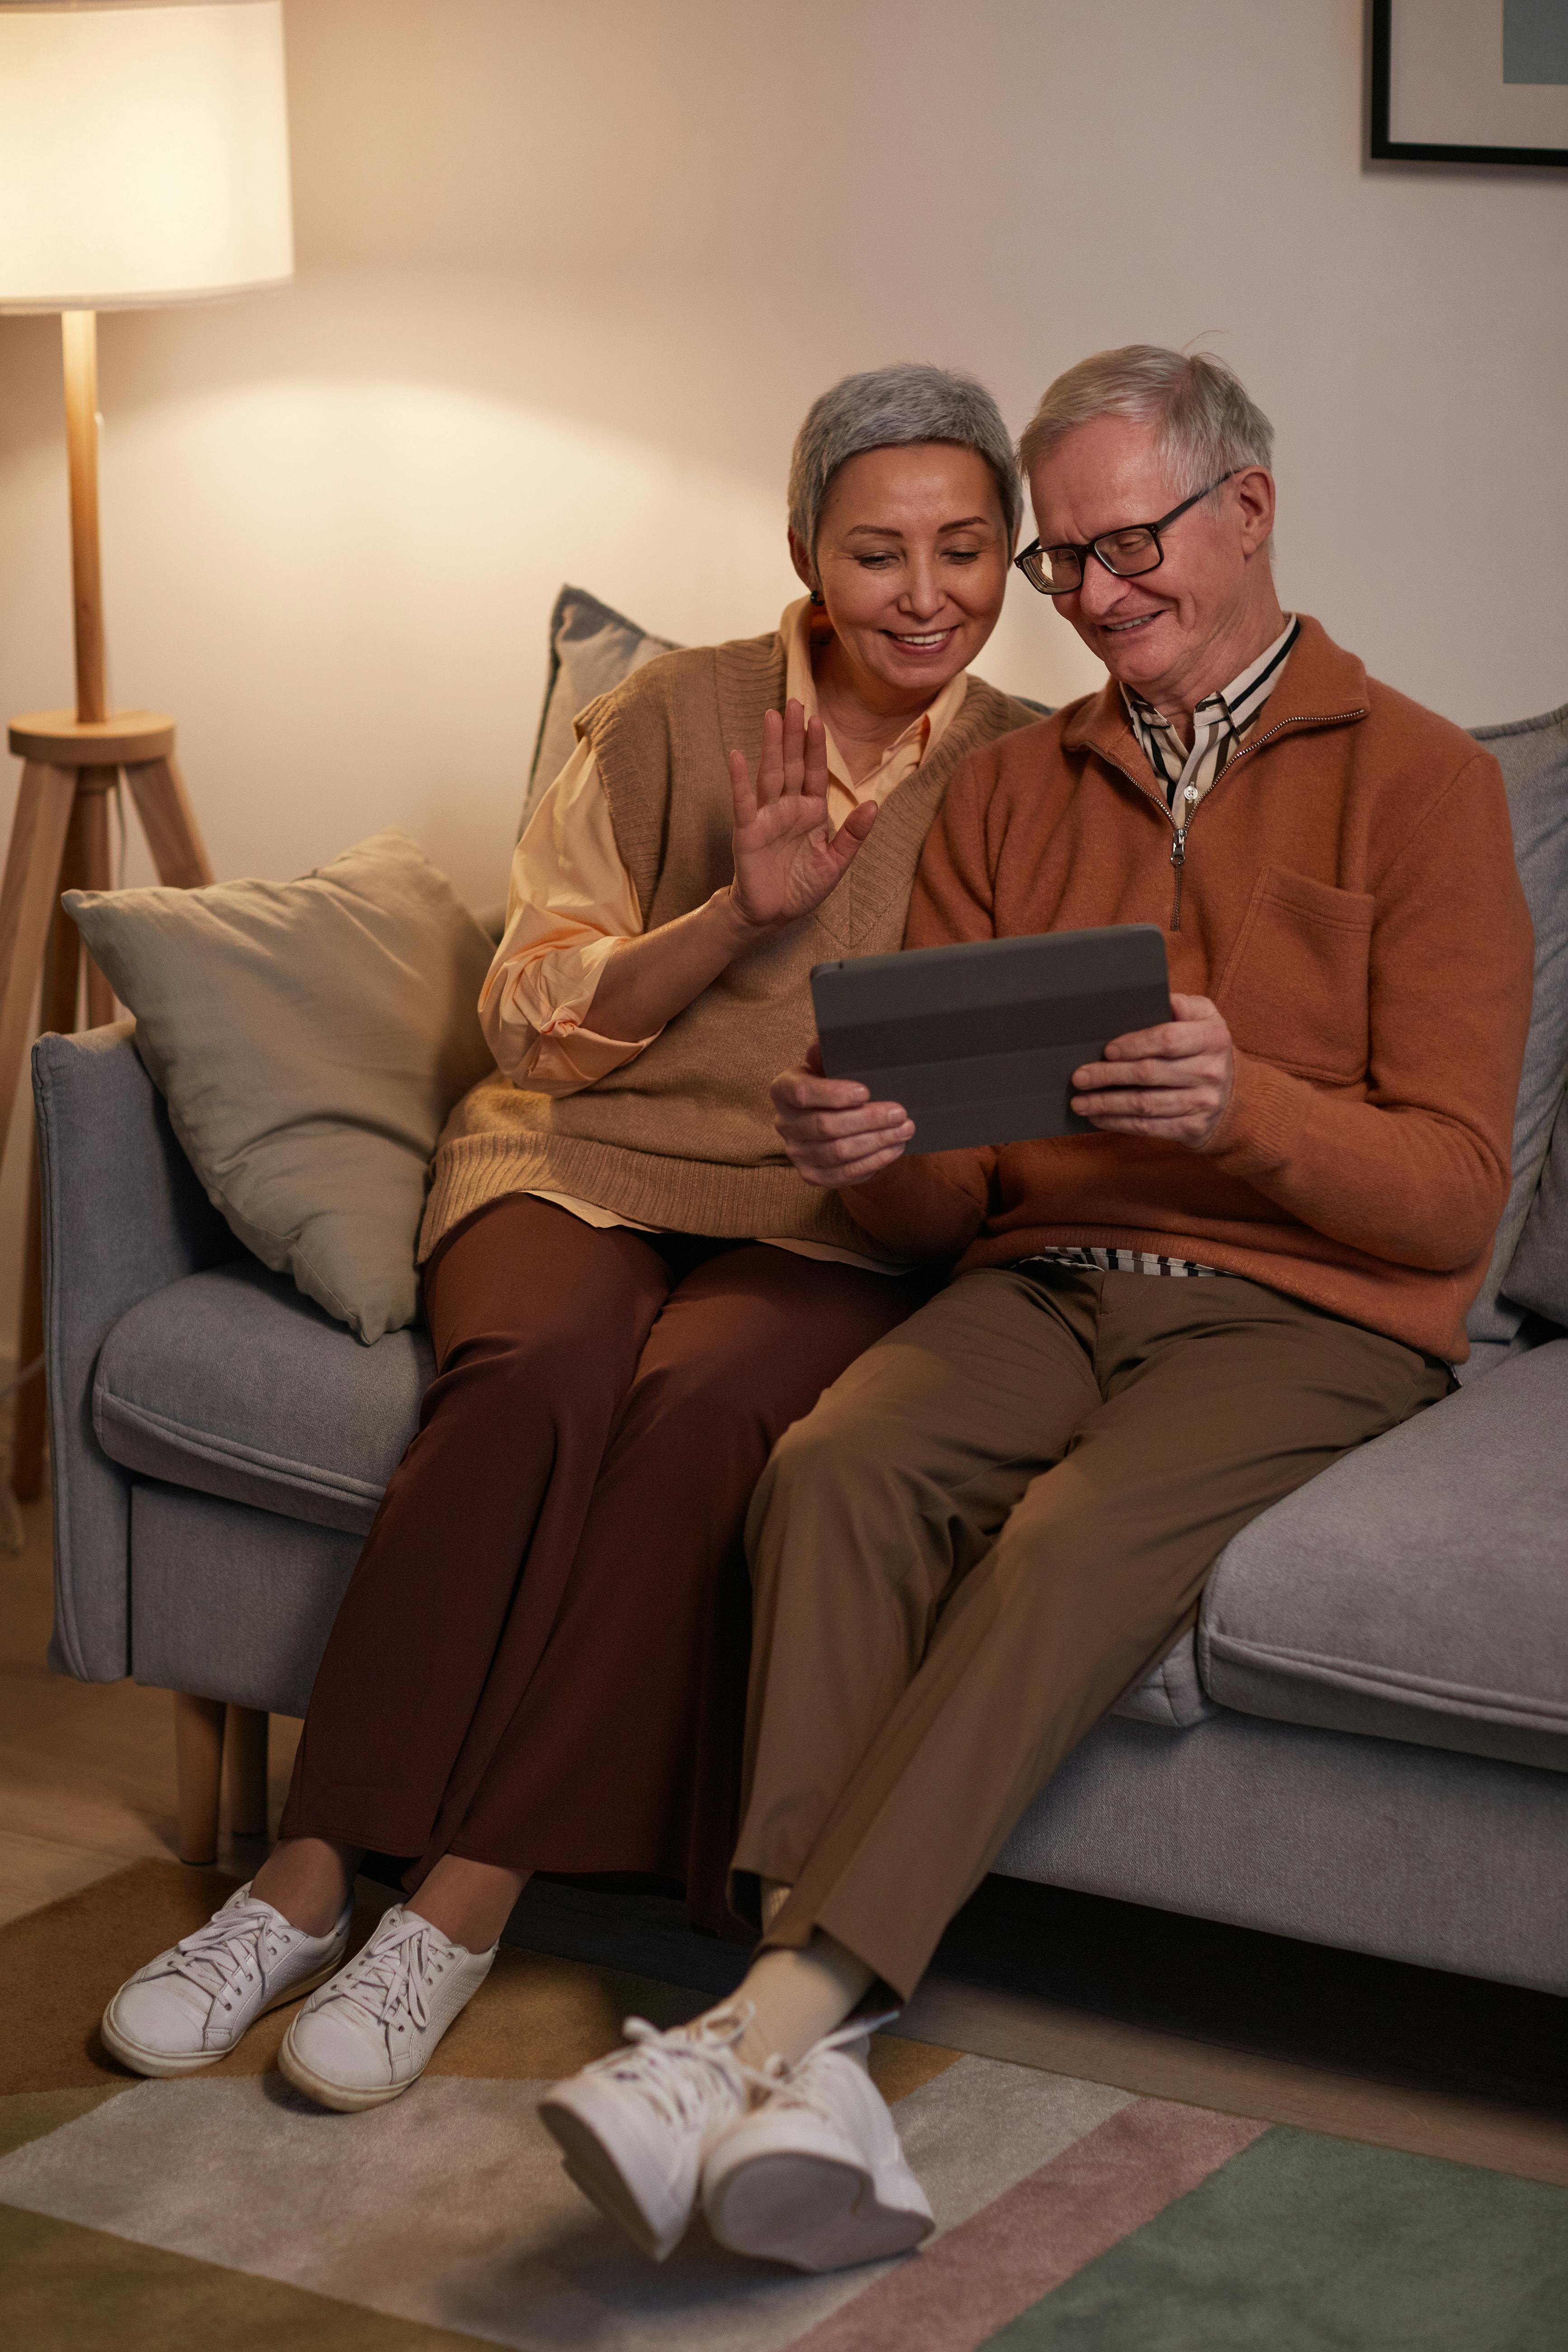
[65,830,497,1344]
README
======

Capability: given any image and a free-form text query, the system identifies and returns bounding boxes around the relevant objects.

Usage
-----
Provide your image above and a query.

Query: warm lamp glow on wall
[0,0,294,1496]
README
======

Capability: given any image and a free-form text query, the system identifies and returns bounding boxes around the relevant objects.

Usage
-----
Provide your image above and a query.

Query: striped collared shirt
[1122,615,1300,817]
[1014,1246,1220,1283]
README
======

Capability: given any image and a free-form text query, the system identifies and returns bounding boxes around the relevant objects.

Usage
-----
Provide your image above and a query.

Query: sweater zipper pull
[1167,782,1198,932]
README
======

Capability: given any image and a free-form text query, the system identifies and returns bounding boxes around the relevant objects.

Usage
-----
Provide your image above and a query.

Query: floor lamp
[0,3,292,1857]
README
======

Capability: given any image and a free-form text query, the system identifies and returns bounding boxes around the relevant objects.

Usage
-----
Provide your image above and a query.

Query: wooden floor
[4,1479,1565,2188]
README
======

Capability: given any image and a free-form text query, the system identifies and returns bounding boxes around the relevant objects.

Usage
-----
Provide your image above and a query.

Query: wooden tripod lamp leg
[0,763,78,1176]
[76,767,117,1025]
[124,754,213,889]
[10,825,89,1502]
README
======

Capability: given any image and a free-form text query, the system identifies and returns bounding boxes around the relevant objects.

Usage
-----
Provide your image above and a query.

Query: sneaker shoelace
[317,1913,447,2039]
[161,1896,293,2009]
[754,2009,900,2119]
[586,2007,760,2134]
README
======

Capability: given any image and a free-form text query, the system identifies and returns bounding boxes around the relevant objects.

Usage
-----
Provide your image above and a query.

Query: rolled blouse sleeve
[478,739,661,1095]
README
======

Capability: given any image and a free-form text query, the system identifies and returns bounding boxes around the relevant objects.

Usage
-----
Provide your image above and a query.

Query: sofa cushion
[1197,1338,1568,1771]
[1110,1631,1216,1728]
[66,830,496,1345]
[95,1262,431,1534]
[95,1251,1210,1728]
[523,584,681,831]
[1464,702,1568,1367]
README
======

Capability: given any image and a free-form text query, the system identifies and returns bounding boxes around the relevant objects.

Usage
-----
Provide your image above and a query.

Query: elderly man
[540,347,1532,2276]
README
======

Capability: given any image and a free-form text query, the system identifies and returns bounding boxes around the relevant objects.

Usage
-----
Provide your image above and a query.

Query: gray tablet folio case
[811,925,1172,1155]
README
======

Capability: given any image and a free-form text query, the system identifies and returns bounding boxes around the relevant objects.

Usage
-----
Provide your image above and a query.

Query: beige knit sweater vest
[420,631,1039,1259]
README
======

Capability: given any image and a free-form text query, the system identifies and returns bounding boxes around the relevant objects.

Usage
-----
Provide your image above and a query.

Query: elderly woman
[103,364,1037,2110]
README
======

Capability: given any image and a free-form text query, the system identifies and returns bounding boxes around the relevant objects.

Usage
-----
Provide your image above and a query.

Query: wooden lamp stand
[0,310,267,1862]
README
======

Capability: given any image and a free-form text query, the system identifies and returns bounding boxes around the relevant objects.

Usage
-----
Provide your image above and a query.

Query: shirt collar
[1061,614,1370,785]
[1121,614,1301,744]
[780,596,969,787]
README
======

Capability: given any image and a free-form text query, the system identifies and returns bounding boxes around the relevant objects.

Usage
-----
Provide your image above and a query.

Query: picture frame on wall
[1370,0,1568,166]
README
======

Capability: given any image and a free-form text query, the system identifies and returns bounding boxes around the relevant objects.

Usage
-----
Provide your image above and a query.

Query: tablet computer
[810,925,1171,1154]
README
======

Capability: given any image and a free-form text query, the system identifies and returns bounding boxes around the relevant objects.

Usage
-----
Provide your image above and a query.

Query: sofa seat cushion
[92,1256,1216,1730]
[1198,1339,1568,1772]
[1111,1631,1216,1728]
[95,1263,431,1535]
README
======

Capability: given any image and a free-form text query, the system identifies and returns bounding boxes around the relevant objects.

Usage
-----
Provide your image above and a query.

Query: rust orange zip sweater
[842,617,1533,1361]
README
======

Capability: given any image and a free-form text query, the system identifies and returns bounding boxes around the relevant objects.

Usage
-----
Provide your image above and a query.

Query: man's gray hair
[1018,346,1274,498]
[789,363,1023,557]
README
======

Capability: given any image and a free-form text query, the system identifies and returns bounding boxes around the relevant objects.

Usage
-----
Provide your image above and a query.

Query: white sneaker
[702,2019,934,2271]
[539,2006,755,2262]
[278,1904,495,2113]
[101,1880,352,2079]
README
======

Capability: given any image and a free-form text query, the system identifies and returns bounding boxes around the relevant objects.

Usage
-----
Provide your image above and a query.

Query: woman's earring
[809,588,825,607]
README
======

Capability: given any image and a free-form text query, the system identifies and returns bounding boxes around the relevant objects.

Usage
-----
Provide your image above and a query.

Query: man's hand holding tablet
[772,991,1236,1186]
[1066,994,1235,1144]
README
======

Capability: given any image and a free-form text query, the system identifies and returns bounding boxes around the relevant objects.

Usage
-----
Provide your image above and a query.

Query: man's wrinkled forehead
[1027,417,1181,542]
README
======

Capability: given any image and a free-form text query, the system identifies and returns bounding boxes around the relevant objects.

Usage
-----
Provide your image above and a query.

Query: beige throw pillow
[66,829,497,1343]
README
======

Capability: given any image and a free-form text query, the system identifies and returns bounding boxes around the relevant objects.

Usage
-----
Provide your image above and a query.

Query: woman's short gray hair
[789,363,1023,557]
[1017,346,1274,498]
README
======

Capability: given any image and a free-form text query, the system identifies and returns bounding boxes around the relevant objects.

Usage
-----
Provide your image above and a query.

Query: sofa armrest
[33,1022,237,1680]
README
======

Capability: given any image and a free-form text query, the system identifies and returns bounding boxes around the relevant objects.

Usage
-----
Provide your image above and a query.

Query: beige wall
[1,0,1564,1340]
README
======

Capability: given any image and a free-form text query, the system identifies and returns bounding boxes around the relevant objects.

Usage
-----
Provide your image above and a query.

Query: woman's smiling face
[794,441,1011,711]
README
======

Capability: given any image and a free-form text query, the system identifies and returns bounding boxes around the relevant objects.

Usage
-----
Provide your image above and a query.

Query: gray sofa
[33,701,1568,2000]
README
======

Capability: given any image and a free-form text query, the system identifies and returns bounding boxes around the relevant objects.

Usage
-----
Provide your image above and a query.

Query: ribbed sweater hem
[959,1223,1473,1362]
[419,1131,899,1262]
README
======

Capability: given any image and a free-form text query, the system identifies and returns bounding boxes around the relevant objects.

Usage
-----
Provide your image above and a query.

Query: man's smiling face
[1027,414,1276,717]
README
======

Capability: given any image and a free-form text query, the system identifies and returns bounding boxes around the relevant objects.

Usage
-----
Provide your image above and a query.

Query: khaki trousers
[734,1264,1452,1999]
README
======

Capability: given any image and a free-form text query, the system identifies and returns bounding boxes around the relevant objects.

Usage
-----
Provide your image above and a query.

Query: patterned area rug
[1,1864,1564,2350]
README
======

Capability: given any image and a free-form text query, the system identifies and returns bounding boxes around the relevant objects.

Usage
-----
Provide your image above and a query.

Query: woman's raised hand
[578,701,875,1047]
[727,700,877,934]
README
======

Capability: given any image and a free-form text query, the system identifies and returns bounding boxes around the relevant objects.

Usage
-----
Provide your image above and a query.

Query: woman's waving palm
[728,699,877,934]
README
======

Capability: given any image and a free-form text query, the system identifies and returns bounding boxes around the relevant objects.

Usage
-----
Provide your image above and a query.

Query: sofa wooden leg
[173,1692,226,1865]
[225,1706,270,1840]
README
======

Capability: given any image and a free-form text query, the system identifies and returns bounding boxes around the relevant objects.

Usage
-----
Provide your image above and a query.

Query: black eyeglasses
[1014,471,1238,597]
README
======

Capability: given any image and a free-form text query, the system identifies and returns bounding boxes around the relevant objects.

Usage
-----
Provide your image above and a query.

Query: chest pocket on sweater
[1216,866,1374,1082]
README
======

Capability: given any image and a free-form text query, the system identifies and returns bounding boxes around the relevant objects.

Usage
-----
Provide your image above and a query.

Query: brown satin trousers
[280,1192,926,1934]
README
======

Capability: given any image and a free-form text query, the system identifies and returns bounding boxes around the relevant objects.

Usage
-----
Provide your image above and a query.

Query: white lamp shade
[0,1,293,311]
